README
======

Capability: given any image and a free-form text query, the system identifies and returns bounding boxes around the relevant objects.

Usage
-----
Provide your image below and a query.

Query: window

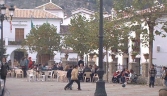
[15,28,24,41]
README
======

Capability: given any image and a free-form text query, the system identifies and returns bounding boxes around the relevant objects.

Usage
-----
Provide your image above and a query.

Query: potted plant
[89,53,95,60]
[143,53,149,62]
[131,51,138,62]
[131,37,136,42]
[65,53,69,60]
[110,53,116,60]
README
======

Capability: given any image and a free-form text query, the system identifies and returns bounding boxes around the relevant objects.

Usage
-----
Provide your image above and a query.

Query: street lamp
[0,0,15,60]
[94,0,107,96]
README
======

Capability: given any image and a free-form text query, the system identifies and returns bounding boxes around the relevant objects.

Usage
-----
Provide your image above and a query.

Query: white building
[2,1,167,68]
[62,7,167,68]
[1,1,65,65]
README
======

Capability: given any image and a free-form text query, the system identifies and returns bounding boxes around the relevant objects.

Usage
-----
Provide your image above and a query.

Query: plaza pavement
[4,78,163,96]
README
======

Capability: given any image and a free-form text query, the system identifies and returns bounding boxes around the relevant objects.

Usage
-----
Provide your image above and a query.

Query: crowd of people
[112,68,138,84]
[64,63,98,90]
[1,56,167,90]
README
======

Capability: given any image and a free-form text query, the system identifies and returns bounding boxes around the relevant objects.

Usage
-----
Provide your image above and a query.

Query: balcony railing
[8,41,23,45]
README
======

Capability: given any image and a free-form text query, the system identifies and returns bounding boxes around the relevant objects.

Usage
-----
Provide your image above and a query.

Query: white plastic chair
[84,72,92,82]
[27,70,36,82]
[15,69,23,78]
[57,71,67,82]
[45,71,54,81]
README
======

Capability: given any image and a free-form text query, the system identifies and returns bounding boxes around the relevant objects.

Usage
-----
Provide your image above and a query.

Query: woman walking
[1,57,9,84]
[64,65,81,90]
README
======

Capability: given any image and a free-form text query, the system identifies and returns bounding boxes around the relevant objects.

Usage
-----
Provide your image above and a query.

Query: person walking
[66,66,73,90]
[64,65,81,90]
[149,64,157,88]
[0,57,9,85]
[162,66,167,87]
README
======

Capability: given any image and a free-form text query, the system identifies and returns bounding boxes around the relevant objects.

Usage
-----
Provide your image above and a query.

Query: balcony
[8,41,23,45]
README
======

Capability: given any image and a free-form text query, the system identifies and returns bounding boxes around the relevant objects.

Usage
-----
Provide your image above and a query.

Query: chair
[53,70,57,78]
[45,71,54,81]
[93,73,99,82]
[57,71,67,82]
[39,71,46,81]
[15,69,23,78]
[27,70,36,82]
[83,72,92,82]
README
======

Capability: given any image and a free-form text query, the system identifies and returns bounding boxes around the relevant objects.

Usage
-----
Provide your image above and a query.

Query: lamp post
[94,0,107,96]
[0,0,15,61]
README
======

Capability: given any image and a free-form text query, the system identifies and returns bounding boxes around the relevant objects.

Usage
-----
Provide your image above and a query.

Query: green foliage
[113,0,167,47]
[64,13,130,55]
[22,23,61,55]
[63,15,91,55]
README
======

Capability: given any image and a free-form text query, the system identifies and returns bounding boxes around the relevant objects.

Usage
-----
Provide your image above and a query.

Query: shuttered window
[15,28,24,41]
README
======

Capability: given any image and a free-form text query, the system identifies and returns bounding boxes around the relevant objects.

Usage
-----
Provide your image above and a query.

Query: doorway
[14,51,24,63]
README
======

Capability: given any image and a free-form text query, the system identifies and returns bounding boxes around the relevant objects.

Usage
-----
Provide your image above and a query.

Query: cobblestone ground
[4,78,163,96]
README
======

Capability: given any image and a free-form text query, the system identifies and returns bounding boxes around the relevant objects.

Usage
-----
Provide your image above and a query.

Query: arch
[10,49,28,64]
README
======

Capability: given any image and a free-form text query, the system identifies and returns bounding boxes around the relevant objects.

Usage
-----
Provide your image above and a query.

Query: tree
[88,12,130,81]
[113,0,167,68]
[63,15,91,55]
[22,23,61,56]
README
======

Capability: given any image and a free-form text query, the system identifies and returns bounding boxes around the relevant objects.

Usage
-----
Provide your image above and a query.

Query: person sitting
[129,69,135,79]
[120,68,126,84]
[51,64,57,70]
[83,65,91,73]
[91,64,98,82]
[112,70,120,83]
[57,63,63,70]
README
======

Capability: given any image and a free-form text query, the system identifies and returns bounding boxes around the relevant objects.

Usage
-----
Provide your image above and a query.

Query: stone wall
[136,76,163,86]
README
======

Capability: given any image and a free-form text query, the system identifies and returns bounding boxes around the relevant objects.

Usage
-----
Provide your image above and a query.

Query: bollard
[159,87,167,96]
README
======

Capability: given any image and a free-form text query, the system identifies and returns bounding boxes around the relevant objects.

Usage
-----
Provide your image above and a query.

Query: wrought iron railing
[8,41,23,45]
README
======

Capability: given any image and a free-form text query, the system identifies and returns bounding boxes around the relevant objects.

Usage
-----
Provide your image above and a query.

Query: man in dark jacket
[149,64,157,88]
[1,57,9,85]
[78,60,84,67]
[66,66,73,90]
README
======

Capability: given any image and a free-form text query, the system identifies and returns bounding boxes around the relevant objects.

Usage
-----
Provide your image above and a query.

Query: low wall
[137,76,163,86]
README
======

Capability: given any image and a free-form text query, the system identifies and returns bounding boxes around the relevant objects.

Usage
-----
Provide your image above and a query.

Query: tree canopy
[22,23,61,55]
[63,15,91,55]
[113,0,167,65]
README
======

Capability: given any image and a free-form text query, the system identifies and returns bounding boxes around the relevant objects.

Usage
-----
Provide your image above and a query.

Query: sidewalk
[4,78,163,96]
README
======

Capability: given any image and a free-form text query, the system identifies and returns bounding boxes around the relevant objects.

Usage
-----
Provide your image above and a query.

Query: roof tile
[13,9,59,18]
[35,2,62,10]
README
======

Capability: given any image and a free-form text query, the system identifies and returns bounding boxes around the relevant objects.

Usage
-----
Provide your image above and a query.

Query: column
[141,62,149,77]
[109,61,117,83]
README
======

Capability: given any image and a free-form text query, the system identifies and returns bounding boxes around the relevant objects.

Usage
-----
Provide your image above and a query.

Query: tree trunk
[148,20,154,84]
